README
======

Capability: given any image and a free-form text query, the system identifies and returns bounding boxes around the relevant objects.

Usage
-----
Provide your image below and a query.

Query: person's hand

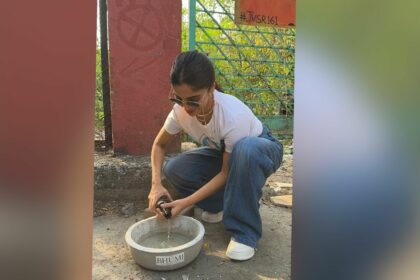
[147,182,172,219]
[161,198,191,219]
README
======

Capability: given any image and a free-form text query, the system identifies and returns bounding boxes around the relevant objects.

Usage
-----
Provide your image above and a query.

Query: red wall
[108,0,182,155]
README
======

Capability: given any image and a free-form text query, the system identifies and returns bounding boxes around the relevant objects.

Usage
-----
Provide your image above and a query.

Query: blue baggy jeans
[162,126,283,248]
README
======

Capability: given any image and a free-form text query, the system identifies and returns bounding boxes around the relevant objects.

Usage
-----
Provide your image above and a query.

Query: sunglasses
[169,92,207,108]
[168,97,201,108]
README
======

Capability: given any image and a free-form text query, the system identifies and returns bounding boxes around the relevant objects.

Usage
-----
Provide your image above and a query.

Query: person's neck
[196,97,214,125]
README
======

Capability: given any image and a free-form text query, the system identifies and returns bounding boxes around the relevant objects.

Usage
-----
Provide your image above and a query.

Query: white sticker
[156,252,185,266]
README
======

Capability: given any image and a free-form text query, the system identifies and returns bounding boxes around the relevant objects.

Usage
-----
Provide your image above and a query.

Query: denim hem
[231,235,257,248]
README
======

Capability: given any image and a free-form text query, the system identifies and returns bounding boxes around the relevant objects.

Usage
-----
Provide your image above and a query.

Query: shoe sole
[226,250,255,261]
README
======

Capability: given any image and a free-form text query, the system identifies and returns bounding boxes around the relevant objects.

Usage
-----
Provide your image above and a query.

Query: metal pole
[99,0,113,148]
[188,0,196,50]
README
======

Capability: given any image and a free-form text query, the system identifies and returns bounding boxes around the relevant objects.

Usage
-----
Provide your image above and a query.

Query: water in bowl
[138,232,193,249]
[167,219,171,244]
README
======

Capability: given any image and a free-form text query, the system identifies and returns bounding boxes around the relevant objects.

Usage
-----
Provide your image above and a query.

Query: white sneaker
[193,207,223,223]
[225,239,255,261]
[202,210,223,223]
[193,207,203,220]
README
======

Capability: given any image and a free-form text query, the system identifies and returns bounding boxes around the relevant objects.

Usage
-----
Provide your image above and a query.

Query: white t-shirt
[163,90,263,153]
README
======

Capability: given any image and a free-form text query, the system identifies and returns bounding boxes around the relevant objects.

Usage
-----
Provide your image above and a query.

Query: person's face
[170,83,214,117]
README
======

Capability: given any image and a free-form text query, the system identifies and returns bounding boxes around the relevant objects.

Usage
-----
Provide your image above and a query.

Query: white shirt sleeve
[223,113,253,153]
[163,109,183,135]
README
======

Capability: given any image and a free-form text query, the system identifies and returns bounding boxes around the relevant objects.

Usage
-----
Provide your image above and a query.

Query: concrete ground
[93,155,293,280]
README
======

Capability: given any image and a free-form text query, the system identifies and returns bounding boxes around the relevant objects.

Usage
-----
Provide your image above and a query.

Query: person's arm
[148,127,177,218]
[162,151,231,217]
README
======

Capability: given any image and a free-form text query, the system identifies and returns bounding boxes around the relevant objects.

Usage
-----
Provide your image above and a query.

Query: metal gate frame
[188,0,295,139]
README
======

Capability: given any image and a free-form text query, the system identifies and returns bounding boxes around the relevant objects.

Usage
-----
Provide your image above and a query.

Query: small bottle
[155,195,172,219]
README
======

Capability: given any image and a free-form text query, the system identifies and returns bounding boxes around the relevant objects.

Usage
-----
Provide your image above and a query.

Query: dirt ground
[93,155,293,280]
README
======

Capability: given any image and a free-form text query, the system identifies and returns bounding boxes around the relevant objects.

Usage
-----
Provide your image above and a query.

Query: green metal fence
[188,0,295,139]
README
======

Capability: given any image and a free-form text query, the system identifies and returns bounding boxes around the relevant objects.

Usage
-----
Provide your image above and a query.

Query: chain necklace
[196,95,214,125]
[196,108,213,117]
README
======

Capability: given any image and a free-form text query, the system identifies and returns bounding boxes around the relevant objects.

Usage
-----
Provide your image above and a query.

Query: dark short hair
[170,51,215,91]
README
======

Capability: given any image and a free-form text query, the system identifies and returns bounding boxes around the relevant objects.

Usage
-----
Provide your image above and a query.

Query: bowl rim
[125,215,205,254]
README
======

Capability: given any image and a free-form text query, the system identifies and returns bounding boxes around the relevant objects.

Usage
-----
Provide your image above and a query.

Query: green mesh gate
[188,0,295,139]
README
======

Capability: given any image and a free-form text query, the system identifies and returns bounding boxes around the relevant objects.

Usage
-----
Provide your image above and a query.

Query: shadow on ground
[93,203,291,280]
[93,155,293,280]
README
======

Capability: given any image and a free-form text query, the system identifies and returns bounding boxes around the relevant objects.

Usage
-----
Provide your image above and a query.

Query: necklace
[196,97,214,125]
[196,108,213,117]
[196,110,213,125]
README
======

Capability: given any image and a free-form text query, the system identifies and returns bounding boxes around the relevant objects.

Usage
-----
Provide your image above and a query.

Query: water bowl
[125,215,205,271]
